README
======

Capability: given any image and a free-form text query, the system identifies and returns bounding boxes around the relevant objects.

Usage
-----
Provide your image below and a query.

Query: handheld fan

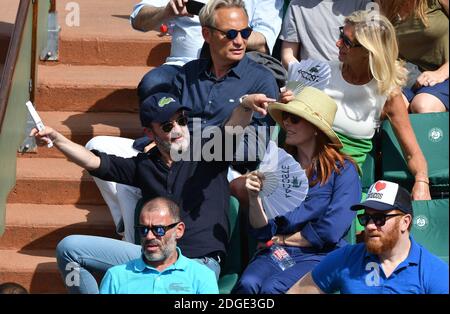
[258,141,309,220]
[286,59,331,94]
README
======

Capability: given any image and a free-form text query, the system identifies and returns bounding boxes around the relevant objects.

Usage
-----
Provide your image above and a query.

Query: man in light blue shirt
[100,197,218,294]
[287,180,449,294]
[130,0,284,102]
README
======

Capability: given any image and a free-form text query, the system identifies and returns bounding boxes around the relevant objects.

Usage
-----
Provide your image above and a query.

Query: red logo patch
[374,181,386,192]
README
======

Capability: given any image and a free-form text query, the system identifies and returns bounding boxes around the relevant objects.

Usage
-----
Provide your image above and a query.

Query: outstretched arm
[31,126,100,171]
[384,92,431,200]
[131,0,192,32]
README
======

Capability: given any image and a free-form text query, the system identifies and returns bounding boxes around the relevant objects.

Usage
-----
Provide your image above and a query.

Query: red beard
[364,222,400,255]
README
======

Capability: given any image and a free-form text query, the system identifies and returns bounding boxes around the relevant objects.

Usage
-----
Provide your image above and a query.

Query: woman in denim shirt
[233,87,361,294]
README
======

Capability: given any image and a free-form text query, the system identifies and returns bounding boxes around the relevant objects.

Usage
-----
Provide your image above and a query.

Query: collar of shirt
[363,235,420,269]
[133,247,189,273]
[199,55,250,80]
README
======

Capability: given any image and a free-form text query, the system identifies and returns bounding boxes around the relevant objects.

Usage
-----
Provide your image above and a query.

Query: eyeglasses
[282,112,302,124]
[339,26,362,49]
[160,116,188,133]
[135,222,180,237]
[208,25,253,40]
[357,213,404,227]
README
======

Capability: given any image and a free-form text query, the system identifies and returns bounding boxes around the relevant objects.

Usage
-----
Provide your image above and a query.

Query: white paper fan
[286,59,331,94]
[258,141,309,220]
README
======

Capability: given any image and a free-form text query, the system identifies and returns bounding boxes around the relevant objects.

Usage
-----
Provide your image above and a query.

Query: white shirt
[130,0,284,66]
[324,61,386,139]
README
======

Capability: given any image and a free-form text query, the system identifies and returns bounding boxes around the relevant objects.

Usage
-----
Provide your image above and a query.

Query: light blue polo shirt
[312,236,449,294]
[99,248,219,294]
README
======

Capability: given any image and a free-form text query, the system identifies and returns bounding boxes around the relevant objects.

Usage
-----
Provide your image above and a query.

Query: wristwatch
[239,94,250,111]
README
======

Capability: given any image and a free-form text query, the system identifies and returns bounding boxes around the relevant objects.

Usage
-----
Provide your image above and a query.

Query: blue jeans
[56,235,221,294]
[137,64,181,103]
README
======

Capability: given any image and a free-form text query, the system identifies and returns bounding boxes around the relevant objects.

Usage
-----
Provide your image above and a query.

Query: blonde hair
[199,0,248,27]
[378,0,429,26]
[345,10,408,97]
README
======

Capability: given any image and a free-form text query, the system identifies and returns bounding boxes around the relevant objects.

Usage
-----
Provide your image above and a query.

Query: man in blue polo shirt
[287,180,449,294]
[100,197,218,294]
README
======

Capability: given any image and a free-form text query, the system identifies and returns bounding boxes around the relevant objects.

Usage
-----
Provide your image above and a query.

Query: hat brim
[268,101,343,148]
[152,106,191,123]
[350,200,396,212]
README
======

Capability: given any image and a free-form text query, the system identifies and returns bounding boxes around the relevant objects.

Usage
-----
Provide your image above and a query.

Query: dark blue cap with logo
[139,92,191,126]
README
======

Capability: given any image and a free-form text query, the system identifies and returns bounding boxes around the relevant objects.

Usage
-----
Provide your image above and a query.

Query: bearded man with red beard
[287,180,449,294]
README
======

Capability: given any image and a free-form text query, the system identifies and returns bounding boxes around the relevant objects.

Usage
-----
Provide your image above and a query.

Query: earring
[314,131,318,136]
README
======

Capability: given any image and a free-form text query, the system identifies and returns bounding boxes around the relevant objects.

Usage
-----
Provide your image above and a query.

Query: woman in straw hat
[232,87,361,294]
[280,10,430,201]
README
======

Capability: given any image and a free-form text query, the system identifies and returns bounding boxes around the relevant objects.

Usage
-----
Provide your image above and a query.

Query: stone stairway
[0,0,171,293]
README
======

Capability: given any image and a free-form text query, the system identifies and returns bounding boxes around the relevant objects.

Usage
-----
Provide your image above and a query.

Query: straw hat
[269,86,342,148]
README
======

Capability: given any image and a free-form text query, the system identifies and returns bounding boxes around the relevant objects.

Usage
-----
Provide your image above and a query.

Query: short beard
[154,131,190,157]
[365,222,401,255]
[142,231,177,263]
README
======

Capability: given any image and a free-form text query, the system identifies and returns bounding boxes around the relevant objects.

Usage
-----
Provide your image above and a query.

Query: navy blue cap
[351,180,413,214]
[139,93,191,126]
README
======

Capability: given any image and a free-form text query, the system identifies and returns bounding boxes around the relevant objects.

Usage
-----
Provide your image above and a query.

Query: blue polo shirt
[171,55,279,131]
[312,236,449,294]
[99,248,219,294]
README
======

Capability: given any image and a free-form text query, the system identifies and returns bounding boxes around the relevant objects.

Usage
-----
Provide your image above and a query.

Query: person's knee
[56,235,83,267]
[233,271,263,294]
[410,94,446,113]
[85,136,108,151]
[260,277,290,294]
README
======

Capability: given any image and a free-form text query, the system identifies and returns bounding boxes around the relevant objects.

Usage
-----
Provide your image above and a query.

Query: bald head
[140,197,180,222]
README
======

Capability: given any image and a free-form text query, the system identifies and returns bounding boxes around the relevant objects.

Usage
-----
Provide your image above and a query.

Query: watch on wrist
[239,94,251,111]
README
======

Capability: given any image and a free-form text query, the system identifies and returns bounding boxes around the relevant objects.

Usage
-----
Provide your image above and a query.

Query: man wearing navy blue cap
[287,180,449,294]
[31,91,273,293]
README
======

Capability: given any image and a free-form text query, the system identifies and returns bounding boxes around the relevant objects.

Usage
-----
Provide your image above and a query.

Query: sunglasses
[339,26,362,49]
[357,213,404,227]
[160,115,188,133]
[135,222,180,238]
[282,112,302,124]
[208,25,253,40]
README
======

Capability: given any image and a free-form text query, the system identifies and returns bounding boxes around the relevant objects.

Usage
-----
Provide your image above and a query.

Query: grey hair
[141,197,180,222]
[199,0,248,27]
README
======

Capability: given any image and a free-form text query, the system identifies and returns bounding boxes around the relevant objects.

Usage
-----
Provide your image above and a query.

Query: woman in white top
[280,10,430,200]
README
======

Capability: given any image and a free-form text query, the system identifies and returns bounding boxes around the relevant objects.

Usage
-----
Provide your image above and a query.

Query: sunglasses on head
[160,115,188,133]
[135,222,180,238]
[208,25,253,40]
[282,111,302,124]
[339,26,362,49]
[357,213,404,227]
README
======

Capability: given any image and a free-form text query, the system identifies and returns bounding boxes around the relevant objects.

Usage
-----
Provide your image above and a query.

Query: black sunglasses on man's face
[135,222,180,238]
[208,25,253,40]
[357,213,404,227]
[160,115,188,133]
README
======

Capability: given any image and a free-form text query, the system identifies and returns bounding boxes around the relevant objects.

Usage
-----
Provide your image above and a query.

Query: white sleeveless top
[324,61,387,139]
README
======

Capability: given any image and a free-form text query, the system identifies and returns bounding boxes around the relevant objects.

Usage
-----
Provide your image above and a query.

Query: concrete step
[56,0,170,66]
[0,249,66,293]
[36,64,150,112]
[8,158,104,205]
[20,110,143,158]
[0,203,116,250]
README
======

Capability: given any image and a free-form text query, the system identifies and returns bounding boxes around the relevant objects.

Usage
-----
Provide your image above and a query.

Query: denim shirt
[251,159,362,252]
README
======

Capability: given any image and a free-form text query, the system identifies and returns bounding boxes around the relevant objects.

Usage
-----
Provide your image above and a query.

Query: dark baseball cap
[351,180,413,214]
[139,93,191,126]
